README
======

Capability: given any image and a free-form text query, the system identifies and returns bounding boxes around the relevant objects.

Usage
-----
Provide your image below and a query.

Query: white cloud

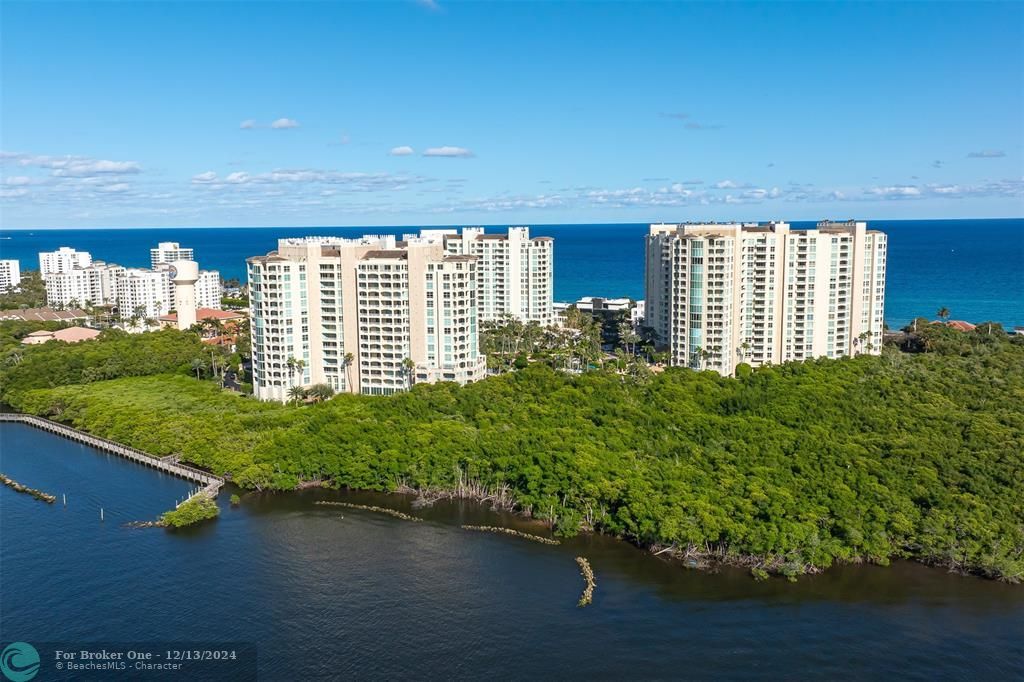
[389,145,415,156]
[415,0,441,10]
[967,150,1005,158]
[865,185,922,198]
[5,154,142,177]
[4,176,32,186]
[192,171,218,183]
[0,188,29,198]
[225,171,251,184]
[240,119,256,130]
[96,183,131,193]
[423,146,474,158]
[270,118,300,129]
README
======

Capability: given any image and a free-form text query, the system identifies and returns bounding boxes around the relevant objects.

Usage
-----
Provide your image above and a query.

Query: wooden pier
[0,413,223,501]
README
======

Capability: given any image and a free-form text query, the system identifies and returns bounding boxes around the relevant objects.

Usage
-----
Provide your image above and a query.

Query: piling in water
[0,473,57,503]
[461,525,560,546]
[315,501,421,522]
[576,557,596,607]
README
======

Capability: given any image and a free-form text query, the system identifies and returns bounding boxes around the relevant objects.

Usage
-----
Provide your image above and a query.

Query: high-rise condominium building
[44,262,126,308]
[39,247,92,280]
[196,270,222,309]
[645,220,886,376]
[116,268,173,319]
[151,242,220,310]
[422,226,553,325]
[248,235,485,401]
[0,260,22,292]
[150,242,195,269]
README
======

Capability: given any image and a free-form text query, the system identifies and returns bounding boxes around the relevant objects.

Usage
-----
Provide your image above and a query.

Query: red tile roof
[159,308,244,322]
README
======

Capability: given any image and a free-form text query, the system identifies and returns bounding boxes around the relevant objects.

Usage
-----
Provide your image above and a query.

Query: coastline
[2,404,1018,584]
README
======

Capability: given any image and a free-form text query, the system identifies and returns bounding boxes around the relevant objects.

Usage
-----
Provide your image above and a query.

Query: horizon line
[1,216,1022,232]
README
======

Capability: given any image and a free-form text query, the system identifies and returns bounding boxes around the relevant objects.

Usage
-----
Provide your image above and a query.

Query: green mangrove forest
[1,320,1022,581]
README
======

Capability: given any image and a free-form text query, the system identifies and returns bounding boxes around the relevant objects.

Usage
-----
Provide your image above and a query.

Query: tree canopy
[8,326,1023,582]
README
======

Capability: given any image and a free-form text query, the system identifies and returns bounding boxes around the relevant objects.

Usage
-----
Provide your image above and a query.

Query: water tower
[169,260,199,330]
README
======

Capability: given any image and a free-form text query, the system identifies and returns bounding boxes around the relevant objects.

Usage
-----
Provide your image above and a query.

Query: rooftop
[0,307,87,322]
[159,308,245,323]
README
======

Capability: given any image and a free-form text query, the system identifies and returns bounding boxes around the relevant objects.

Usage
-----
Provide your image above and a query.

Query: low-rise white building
[0,260,22,292]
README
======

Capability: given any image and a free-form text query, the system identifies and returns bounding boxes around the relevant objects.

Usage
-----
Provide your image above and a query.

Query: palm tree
[288,385,306,405]
[343,352,355,392]
[937,307,951,322]
[190,358,205,380]
[287,357,306,390]
[307,383,334,403]
[402,357,416,389]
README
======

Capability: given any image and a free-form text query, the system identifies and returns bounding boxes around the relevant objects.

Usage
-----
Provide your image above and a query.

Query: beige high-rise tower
[247,235,485,401]
[645,220,887,376]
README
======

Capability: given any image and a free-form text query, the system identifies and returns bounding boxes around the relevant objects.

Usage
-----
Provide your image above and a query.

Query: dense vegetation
[0,270,47,310]
[1,324,218,404]
[161,496,220,527]
[7,325,1022,581]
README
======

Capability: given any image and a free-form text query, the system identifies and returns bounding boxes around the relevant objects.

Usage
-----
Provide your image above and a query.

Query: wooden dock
[0,413,223,501]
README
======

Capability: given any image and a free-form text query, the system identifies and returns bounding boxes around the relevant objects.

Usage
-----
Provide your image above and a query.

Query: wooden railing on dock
[0,413,223,500]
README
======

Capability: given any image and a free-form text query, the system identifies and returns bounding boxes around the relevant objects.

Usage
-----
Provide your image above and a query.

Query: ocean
[1,218,1021,328]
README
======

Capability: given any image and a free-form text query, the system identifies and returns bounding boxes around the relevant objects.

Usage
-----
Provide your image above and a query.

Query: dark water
[1,423,1022,680]
[1,219,1022,328]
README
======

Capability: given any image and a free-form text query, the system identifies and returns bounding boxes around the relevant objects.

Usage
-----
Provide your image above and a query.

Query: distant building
[158,307,244,327]
[0,307,88,323]
[44,261,125,308]
[424,226,554,325]
[943,320,976,332]
[248,234,485,401]
[197,269,222,309]
[554,296,645,327]
[39,247,92,280]
[22,326,101,345]
[150,241,195,268]
[116,268,172,319]
[0,259,22,292]
[645,220,887,376]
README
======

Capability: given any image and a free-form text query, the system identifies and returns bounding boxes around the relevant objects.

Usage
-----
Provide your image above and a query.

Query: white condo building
[116,268,173,319]
[39,247,92,280]
[44,261,125,308]
[425,227,553,325]
[645,220,887,376]
[0,260,22,292]
[196,270,222,309]
[248,235,486,401]
[151,242,220,310]
[150,242,195,268]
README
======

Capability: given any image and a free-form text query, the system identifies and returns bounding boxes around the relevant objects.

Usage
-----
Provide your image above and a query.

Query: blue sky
[1,0,1021,228]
